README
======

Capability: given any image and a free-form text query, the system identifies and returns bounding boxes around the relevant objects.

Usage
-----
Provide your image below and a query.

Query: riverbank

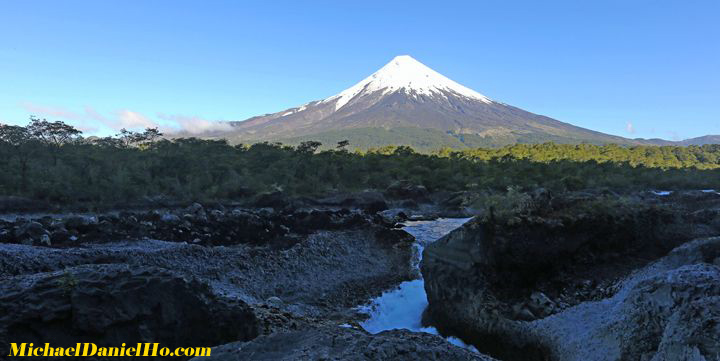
[0,197,485,360]
[421,189,720,360]
[359,218,475,349]
[3,189,719,360]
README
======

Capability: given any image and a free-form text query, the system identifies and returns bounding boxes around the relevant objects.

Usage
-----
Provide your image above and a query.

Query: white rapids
[359,217,477,351]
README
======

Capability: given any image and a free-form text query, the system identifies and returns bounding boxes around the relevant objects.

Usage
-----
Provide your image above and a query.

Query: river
[358,217,477,351]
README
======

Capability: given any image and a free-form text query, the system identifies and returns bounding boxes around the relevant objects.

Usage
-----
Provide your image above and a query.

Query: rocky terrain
[531,237,720,361]
[0,181,475,249]
[0,185,484,360]
[195,326,494,361]
[0,264,259,359]
[421,190,720,361]
[3,187,719,360]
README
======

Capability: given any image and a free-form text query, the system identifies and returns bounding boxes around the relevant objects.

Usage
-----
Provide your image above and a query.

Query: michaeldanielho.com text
[8,343,211,357]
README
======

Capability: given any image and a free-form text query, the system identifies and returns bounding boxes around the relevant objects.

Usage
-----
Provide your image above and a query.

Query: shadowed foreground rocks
[0,204,378,248]
[0,189,478,249]
[530,237,720,361]
[0,200,464,360]
[0,228,416,319]
[191,326,494,361]
[0,264,258,359]
[421,191,720,361]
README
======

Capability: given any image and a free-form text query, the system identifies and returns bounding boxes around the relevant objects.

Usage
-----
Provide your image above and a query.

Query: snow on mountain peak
[325,55,492,110]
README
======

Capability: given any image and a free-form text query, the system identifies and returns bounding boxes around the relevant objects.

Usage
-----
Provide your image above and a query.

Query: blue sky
[1,0,718,139]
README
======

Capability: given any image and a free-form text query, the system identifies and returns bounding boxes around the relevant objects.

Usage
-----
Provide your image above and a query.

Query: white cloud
[20,102,104,133]
[114,110,159,129]
[21,102,84,120]
[157,113,233,134]
[626,122,635,134]
[17,102,234,136]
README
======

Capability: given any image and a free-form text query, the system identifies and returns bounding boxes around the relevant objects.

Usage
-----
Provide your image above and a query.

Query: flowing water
[359,217,477,351]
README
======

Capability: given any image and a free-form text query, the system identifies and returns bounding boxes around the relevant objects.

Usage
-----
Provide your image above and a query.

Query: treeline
[447,143,720,169]
[1,118,719,206]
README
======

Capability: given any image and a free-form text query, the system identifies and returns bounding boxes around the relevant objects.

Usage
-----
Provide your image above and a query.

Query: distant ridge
[635,135,720,147]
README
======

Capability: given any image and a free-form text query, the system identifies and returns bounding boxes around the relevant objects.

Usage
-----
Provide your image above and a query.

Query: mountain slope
[677,135,720,146]
[217,55,714,149]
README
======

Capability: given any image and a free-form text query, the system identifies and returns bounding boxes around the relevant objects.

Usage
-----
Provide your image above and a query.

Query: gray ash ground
[0,200,485,360]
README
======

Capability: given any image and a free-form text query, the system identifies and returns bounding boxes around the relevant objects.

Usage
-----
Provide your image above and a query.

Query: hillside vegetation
[256,127,627,152]
[1,118,720,208]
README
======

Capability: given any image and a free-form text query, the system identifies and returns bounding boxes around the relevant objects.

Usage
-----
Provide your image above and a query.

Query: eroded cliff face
[421,218,548,360]
[530,238,720,361]
[421,191,720,361]
[0,264,260,358]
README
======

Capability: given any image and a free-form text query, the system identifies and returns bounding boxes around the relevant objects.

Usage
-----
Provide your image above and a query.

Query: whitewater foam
[359,217,477,352]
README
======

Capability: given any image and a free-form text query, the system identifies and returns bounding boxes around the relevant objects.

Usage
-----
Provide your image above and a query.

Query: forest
[1,117,720,208]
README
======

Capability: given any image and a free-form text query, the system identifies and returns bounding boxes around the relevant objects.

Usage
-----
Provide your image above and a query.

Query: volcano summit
[217,56,660,149]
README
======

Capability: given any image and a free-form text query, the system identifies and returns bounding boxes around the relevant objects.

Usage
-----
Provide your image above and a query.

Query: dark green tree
[0,124,35,190]
[297,141,322,154]
[27,116,82,165]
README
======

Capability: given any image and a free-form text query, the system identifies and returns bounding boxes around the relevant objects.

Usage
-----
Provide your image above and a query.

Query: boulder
[253,191,289,209]
[527,292,556,318]
[161,212,181,224]
[439,191,471,209]
[209,209,225,220]
[0,225,10,243]
[281,209,369,234]
[64,215,98,231]
[651,296,720,361]
[437,191,484,216]
[266,296,283,308]
[318,191,389,213]
[186,202,205,215]
[378,209,409,224]
[13,220,48,243]
[0,264,259,358]
[384,180,429,202]
[39,233,51,246]
[49,228,72,244]
[183,203,208,222]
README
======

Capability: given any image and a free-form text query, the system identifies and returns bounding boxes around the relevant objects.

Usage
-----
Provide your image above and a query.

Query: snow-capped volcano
[222,55,636,149]
[324,55,492,110]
